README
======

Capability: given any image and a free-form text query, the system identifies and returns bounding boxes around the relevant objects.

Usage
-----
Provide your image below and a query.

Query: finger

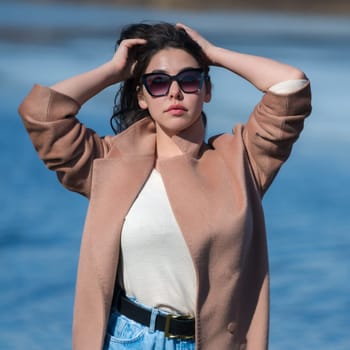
[176,23,193,34]
[130,61,138,74]
[119,38,147,48]
[176,23,201,42]
[175,22,187,29]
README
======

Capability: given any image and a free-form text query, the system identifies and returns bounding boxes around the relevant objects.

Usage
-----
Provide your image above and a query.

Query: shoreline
[2,2,350,44]
[31,0,350,15]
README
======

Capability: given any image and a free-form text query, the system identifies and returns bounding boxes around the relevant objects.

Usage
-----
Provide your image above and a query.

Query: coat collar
[107,116,206,160]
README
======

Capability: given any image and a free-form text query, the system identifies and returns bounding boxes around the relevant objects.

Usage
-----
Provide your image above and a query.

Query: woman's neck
[154,116,205,169]
[155,125,183,159]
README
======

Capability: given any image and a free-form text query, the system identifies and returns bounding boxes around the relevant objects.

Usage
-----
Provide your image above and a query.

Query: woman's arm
[176,23,306,91]
[51,38,146,105]
[18,38,147,197]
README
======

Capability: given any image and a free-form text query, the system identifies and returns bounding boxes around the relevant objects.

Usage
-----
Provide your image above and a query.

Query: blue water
[1,2,350,349]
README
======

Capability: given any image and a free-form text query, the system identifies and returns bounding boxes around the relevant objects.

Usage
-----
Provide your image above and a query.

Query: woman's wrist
[207,46,233,67]
[103,60,130,85]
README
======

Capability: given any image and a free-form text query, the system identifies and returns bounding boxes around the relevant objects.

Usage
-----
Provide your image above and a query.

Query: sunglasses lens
[142,69,205,97]
[178,71,203,92]
[145,74,171,96]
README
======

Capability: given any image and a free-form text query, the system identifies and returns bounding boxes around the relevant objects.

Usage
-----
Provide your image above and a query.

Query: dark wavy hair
[110,22,211,134]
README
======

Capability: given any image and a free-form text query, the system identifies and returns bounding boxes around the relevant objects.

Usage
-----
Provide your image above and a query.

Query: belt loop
[149,308,160,333]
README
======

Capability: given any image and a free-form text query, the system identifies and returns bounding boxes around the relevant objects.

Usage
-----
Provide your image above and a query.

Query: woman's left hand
[176,23,217,65]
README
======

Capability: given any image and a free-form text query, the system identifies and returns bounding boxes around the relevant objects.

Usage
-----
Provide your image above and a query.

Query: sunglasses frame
[141,68,208,97]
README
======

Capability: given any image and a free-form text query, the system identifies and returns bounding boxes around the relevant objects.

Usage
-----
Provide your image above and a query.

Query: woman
[19,22,311,350]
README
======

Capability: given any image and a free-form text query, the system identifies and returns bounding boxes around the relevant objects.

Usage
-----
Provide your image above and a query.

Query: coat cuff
[262,80,312,117]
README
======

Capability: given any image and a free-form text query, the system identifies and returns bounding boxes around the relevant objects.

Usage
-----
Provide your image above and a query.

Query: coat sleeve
[209,81,312,197]
[242,80,312,195]
[18,84,111,198]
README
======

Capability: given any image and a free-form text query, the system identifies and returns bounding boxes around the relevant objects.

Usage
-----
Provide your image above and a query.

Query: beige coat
[19,82,311,350]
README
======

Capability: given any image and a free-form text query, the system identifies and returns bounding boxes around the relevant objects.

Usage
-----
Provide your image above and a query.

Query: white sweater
[118,169,196,315]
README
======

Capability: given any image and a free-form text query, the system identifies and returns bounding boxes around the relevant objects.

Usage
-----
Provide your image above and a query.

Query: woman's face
[137,48,211,136]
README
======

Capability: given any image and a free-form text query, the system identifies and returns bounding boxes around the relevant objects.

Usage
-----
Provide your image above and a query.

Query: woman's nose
[168,80,183,99]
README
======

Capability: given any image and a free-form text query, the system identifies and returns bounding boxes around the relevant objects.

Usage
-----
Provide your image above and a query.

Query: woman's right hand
[109,38,147,83]
[50,38,146,105]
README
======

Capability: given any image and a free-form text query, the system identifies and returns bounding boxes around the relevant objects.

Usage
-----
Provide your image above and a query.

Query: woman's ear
[137,86,148,109]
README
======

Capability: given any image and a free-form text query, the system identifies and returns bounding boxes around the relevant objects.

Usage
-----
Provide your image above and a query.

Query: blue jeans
[103,297,196,350]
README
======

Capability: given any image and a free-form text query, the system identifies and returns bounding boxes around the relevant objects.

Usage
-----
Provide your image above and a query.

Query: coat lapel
[84,118,157,306]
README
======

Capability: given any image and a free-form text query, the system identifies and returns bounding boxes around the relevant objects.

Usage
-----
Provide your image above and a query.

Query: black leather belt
[112,292,195,339]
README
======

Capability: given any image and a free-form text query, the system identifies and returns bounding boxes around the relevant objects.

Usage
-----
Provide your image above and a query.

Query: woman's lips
[165,104,187,116]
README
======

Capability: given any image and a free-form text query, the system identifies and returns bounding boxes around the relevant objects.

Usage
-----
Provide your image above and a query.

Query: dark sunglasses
[141,68,208,97]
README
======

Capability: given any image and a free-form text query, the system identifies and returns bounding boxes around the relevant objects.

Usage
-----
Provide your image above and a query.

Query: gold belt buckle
[164,313,195,340]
